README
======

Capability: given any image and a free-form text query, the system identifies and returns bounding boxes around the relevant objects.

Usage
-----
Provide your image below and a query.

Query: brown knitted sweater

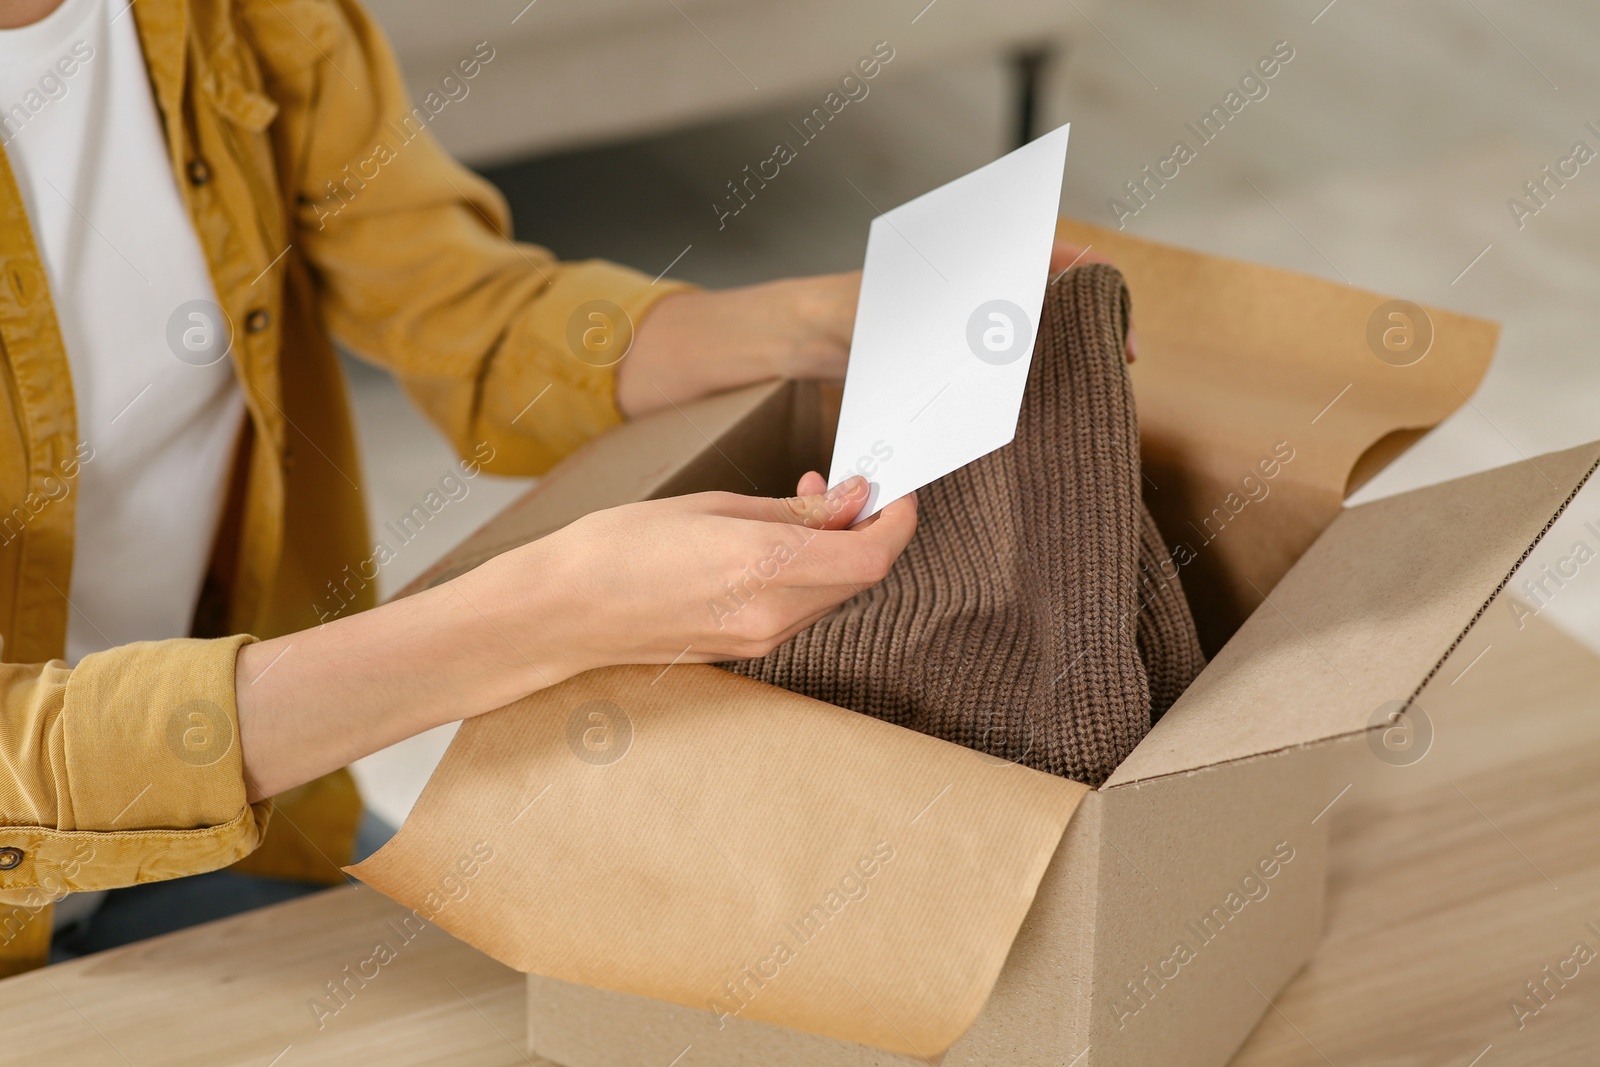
[727,265,1205,786]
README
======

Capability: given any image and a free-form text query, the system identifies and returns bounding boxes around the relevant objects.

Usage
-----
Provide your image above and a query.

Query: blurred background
[344,0,1600,824]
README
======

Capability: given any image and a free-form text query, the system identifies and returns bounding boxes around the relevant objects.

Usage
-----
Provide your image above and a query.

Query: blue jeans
[49,810,396,962]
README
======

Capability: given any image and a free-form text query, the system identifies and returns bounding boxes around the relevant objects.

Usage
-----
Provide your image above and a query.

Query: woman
[0,0,1079,971]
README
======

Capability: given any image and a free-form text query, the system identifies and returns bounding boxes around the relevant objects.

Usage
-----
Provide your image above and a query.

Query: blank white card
[829,123,1071,520]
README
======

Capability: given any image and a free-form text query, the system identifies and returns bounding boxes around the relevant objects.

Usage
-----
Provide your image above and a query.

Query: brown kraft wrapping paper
[1056,220,1499,654]
[349,663,1088,1059]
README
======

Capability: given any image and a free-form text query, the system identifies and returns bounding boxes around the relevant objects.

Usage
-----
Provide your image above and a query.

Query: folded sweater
[726,264,1206,786]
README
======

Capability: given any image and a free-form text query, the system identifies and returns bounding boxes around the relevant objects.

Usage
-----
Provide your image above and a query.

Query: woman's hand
[618,238,1132,418]
[618,272,859,417]
[236,474,916,802]
[458,473,917,683]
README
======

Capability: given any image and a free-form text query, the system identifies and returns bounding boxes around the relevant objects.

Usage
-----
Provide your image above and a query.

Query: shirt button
[187,159,212,186]
[245,309,272,334]
[0,847,23,870]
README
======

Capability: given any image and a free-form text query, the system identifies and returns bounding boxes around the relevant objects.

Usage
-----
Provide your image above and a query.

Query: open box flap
[1106,440,1600,788]
[1058,221,1500,655]
[349,664,1086,1060]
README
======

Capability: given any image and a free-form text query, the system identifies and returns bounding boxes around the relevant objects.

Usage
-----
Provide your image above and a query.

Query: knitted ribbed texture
[727,265,1205,786]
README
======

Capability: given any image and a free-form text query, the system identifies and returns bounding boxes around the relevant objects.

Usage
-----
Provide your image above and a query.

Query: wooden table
[8,608,1599,1066]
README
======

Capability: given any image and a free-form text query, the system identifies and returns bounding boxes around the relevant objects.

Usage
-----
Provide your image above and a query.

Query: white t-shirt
[0,0,247,666]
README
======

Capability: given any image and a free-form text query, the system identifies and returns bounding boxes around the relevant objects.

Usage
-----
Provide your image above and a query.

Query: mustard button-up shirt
[0,0,689,973]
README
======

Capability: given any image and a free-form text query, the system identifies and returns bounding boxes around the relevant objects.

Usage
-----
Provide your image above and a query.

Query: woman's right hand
[454,473,918,690]
[237,474,915,802]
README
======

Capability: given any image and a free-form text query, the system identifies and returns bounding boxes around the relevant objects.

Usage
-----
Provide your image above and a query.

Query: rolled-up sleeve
[0,635,269,894]
[266,0,695,477]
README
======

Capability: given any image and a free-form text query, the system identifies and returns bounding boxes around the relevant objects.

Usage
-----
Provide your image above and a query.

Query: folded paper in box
[350,666,1087,1058]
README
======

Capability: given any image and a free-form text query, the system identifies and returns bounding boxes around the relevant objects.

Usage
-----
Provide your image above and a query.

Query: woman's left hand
[618,238,1130,418]
[619,271,859,417]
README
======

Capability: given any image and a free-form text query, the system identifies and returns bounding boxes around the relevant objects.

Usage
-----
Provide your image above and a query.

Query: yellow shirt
[0,0,689,974]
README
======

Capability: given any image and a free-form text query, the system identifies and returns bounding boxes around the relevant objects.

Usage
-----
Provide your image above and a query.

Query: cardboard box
[355,222,1600,1066]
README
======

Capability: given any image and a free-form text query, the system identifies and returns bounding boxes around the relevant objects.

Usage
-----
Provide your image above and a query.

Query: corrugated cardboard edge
[1396,451,1600,706]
